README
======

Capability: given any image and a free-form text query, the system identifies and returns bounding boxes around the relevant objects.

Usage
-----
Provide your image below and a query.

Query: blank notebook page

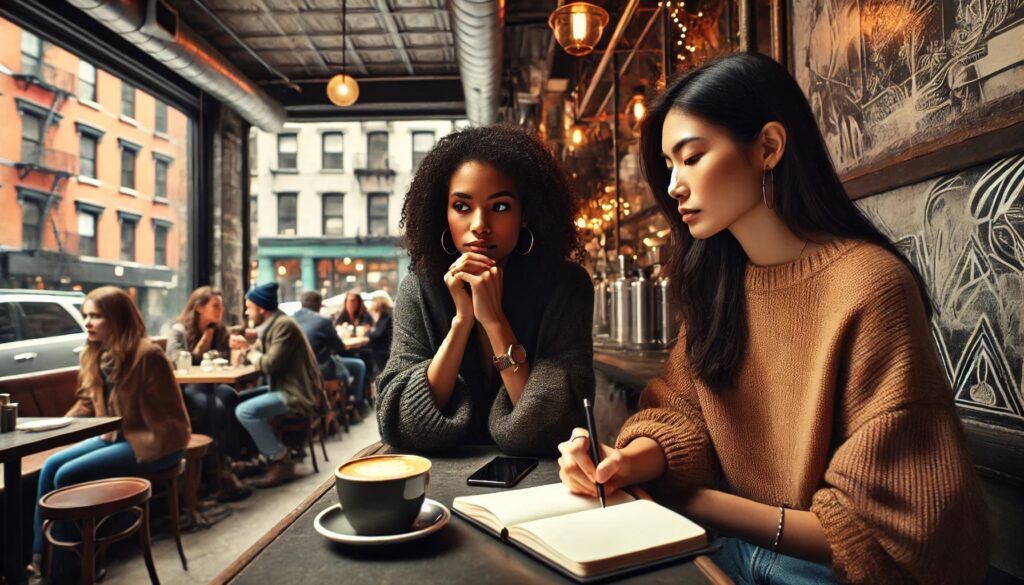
[512,499,705,564]
[453,483,634,529]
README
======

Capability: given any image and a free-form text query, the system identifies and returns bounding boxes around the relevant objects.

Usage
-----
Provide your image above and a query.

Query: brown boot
[251,456,295,488]
[218,467,253,502]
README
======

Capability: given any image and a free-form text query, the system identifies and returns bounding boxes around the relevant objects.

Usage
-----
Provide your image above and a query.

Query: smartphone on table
[466,456,538,488]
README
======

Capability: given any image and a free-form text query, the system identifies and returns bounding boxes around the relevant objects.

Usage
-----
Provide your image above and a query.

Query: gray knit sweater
[375,256,595,456]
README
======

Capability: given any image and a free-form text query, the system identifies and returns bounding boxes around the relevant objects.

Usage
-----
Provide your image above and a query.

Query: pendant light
[327,0,359,107]
[548,2,610,57]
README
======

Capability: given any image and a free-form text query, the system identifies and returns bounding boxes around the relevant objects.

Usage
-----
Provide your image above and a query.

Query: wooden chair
[138,459,188,570]
[274,413,329,473]
[39,477,160,585]
[323,378,350,435]
[182,434,213,527]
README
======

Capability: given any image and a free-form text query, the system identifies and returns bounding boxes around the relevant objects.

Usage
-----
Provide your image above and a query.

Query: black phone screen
[466,456,539,488]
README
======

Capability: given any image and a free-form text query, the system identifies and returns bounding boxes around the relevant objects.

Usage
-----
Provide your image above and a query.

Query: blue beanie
[246,282,279,311]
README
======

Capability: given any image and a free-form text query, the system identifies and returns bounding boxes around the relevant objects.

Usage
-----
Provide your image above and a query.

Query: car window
[18,301,84,340]
[0,303,18,344]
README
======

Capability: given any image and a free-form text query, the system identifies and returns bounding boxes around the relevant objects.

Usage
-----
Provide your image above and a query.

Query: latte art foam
[340,456,430,480]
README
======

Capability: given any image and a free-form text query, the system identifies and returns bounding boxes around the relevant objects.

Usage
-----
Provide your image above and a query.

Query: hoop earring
[762,168,775,210]
[516,227,535,256]
[440,228,458,256]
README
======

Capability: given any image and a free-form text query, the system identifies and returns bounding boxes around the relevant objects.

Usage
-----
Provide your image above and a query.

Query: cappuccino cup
[335,454,431,535]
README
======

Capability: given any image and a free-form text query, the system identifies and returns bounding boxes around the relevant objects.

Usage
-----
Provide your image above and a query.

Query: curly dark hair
[400,124,585,275]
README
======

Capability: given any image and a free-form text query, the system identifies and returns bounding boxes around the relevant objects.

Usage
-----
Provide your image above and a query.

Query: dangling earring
[516,227,535,255]
[441,228,458,256]
[762,168,775,210]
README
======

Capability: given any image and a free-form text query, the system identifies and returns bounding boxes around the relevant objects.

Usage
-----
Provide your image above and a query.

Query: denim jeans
[182,383,244,459]
[333,355,367,403]
[710,537,837,584]
[234,386,290,458]
[33,437,184,555]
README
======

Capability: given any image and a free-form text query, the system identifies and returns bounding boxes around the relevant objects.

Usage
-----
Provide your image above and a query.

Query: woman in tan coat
[31,286,190,562]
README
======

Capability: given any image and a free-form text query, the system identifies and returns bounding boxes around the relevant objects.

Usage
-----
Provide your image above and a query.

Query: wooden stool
[39,477,159,585]
[138,459,188,571]
[182,434,213,527]
[275,414,328,473]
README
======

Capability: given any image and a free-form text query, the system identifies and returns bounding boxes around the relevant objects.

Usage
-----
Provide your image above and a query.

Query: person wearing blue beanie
[230,282,325,487]
[245,282,279,311]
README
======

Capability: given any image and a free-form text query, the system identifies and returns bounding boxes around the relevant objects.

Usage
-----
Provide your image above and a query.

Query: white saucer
[17,417,74,432]
[314,498,450,546]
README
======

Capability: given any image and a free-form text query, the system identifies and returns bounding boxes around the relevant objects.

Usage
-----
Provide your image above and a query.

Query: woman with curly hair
[376,124,594,456]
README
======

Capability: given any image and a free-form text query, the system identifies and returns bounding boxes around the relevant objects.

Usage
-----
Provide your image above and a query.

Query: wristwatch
[492,343,527,373]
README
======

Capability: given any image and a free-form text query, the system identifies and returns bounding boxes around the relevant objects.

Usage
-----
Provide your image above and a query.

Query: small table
[1,416,121,585]
[218,444,727,584]
[338,333,370,350]
[174,366,261,497]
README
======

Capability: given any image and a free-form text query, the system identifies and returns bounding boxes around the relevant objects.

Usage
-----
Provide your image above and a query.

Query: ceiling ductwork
[65,0,286,131]
[449,0,502,125]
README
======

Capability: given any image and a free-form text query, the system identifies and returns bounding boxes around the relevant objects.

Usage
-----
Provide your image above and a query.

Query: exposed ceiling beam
[368,0,416,76]
[343,34,370,76]
[252,0,332,76]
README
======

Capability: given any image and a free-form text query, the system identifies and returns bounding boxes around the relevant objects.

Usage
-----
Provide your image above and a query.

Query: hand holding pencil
[556,409,628,500]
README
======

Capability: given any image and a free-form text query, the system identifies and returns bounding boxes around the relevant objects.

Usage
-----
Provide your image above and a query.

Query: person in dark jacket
[366,290,394,373]
[293,291,368,410]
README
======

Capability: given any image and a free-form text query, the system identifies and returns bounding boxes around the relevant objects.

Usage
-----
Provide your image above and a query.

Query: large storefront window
[0,15,194,341]
[315,257,398,298]
[274,259,302,301]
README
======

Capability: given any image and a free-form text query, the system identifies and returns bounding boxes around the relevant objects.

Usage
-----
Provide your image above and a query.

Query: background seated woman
[31,287,191,574]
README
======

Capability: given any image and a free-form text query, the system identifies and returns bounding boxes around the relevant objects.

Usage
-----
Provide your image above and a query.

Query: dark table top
[223,445,725,584]
[0,417,121,463]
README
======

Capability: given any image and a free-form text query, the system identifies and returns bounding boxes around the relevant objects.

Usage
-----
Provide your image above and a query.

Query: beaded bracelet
[771,505,786,551]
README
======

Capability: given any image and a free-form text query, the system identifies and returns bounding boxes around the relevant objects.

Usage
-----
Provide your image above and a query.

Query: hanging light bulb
[569,122,588,146]
[327,73,359,107]
[326,0,359,106]
[626,85,646,127]
[548,3,610,57]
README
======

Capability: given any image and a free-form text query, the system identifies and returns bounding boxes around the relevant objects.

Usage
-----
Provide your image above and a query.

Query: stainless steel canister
[656,274,679,347]
[610,255,634,345]
[630,267,655,348]
[592,272,610,337]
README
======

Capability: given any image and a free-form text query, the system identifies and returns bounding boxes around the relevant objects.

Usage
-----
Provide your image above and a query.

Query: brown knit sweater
[617,239,989,585]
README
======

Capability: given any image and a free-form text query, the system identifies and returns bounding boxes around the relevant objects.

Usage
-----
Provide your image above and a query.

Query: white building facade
[250,118,466,301]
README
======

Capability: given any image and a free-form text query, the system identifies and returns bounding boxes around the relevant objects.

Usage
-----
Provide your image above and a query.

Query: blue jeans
[710,537,837,584]
[235,386,290,458]
[33,437,184,555]
[182,383,243,458]
[333,355,366,403]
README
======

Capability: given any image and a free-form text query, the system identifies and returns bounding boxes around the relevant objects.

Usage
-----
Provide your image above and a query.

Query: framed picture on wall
[788,0,1024,198]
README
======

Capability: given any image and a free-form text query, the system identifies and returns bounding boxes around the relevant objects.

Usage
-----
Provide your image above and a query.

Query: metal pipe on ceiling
[65,0,286,131]
[594,5,662,117]
[578,0,640,116]
[449,0,503,125]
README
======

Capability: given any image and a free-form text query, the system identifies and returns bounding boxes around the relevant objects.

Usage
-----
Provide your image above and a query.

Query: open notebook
[452,483,709,582]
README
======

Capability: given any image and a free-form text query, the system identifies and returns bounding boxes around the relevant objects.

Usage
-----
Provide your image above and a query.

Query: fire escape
[12,57,78,275]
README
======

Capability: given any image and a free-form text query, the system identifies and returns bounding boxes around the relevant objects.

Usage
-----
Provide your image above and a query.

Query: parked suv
[0,289,87,377]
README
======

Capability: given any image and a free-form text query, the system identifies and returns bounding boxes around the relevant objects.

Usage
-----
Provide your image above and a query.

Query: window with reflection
[1,16,196,342]
[323,193,344,236]
[278,192,297,235]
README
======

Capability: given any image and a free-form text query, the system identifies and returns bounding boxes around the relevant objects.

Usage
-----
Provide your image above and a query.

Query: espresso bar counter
[219,444,727,584]
[593,344,670,390]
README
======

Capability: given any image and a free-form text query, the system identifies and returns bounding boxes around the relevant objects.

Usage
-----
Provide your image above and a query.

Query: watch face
[510,344,527,363]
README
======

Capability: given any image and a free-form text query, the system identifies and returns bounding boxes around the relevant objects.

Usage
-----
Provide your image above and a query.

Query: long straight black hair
[639,52,932,390]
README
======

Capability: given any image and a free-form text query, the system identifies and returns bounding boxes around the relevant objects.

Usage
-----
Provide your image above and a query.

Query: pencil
[582,398,606,508]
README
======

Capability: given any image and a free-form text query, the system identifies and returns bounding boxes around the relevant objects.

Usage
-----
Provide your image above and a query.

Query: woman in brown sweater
[32,287,191,565]
[559,53,989,584]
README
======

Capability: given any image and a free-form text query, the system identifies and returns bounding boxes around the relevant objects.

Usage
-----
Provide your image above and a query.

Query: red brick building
[0,17,188,307]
